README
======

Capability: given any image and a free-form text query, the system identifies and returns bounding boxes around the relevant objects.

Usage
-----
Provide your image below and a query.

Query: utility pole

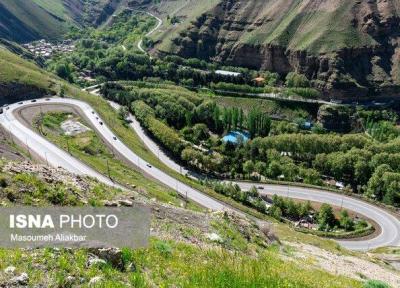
[39,105,44,135]
[0,125,5,141]
[66,138,70,154]
[9,131,14,145]
[106,159,112,181]
[111,146,115,157]
[44,151,49,166]
[26,137,31,159]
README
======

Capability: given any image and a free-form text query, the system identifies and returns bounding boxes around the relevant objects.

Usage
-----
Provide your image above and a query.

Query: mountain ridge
[158,0,400,99]
[0,0,68,42]
[0,0,129,43]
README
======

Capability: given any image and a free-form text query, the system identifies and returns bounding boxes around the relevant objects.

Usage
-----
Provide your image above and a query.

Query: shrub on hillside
[363,280,390,288]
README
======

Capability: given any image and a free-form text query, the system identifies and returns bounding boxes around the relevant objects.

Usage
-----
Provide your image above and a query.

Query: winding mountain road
[0,98,231,213]
[1,97,400,250]
[238,182,400,251]
[107,101,400,251]
[137,12,162,53]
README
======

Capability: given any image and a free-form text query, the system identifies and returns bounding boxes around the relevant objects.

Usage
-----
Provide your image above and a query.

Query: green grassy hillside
[156,0,400,98]
[149,0,221,52]
[0,48,56,90]
[159,0,400,55]
[0,0,130,43]
[238,0,378,53]
[0,0,69,42]
[0,48,396,288]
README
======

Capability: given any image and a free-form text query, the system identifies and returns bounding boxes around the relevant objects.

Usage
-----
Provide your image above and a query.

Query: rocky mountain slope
[161,0,400,100]
[0,0,128,42]
[0,46,397,287]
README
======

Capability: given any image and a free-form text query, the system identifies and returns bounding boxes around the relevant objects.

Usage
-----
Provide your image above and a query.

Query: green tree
[59,85,66,98]
[318,204,337,231]
[286,199,301,220]
[366,164,392,201]
[268,161,282,179]
[192,123,209,143]
[55,62,72,81]
[270,205,283,220]
[300,201,312,217]
[243,160,255,178]
[248,186,260,198]
[285,72,310,88]
[255,161,267,176]
[339,210,354,231]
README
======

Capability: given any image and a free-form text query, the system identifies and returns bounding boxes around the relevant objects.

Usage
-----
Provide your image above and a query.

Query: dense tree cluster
[60,12,400,208]
[131,100,186,155]
[270,195,361,232]
[212,183,267,213]
[103,82,271,140]
[103,82,400,206]
[269,195,312,221]
[48,13,326,102]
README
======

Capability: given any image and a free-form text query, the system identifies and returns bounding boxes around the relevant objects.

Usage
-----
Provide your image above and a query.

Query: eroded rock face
[169,0,400,100]
[0,83,46,106]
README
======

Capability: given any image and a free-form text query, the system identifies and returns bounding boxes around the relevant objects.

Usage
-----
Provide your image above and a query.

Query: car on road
[99,121,103,125]
[18,102,23,105]
[146,164,152,168]
[92,111,95,114]
[113,136,117,141]
[31,99,37,103]
[45,98,51,101]
[257,186,264,190]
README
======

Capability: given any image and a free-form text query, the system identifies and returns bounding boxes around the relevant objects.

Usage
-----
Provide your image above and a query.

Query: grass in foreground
[0,239,362,288]
[129,240,362,288]
[0,160,364,288]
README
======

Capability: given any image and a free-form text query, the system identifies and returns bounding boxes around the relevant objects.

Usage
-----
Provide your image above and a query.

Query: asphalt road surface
[238,182,400,251]
[107,101,400,251]
[0,98,232,213]
[2,97,400,250]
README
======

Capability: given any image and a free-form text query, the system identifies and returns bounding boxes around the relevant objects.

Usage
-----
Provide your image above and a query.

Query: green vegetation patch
[0,49,55,91]
[36,111,200,210]
[131,239,361,288]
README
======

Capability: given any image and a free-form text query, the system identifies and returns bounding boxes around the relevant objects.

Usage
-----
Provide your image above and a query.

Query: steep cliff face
[166,0,400,99]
